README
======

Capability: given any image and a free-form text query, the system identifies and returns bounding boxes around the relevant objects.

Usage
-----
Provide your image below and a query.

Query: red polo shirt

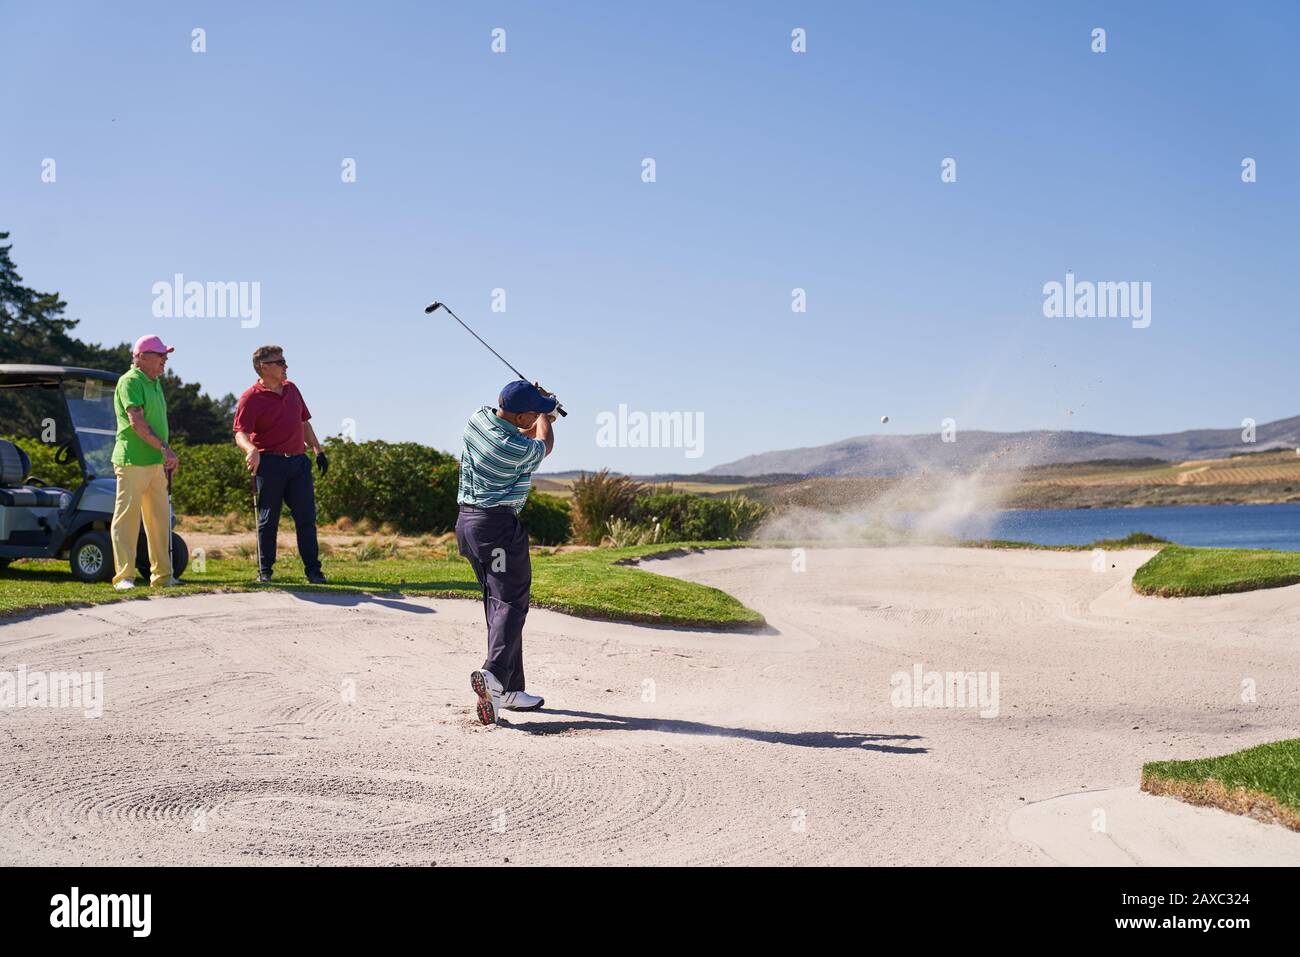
[233,380,312,455]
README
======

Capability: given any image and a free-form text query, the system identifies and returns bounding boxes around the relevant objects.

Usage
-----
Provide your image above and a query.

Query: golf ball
[880,415,889,424]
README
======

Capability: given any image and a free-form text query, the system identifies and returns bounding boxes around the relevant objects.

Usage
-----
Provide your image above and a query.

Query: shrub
[220,511,248,533]
[569,469,645,545]
[679,494,769,540]
[621,488,769,542]
[314,439,459,533]
[355,538,400,562]
[354,540,383,562]
[628,488,694,539]
[426,461,462,531]
[723,494,770,539]
[604,517,664,547]
[170,441,250,516]
[520,490,571,545]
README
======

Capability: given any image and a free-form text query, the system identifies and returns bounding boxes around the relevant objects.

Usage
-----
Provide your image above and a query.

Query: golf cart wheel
[70,530,113,583]
[172,533,189,579]
[135,532,189,581]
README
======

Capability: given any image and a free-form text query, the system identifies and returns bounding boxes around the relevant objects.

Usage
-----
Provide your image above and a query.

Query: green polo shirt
[111,366,169,467]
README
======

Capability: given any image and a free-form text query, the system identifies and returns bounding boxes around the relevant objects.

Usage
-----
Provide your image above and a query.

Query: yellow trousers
[110,464,172,585]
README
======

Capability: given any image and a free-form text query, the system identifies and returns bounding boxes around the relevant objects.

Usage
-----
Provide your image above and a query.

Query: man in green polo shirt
[109,334,180,589]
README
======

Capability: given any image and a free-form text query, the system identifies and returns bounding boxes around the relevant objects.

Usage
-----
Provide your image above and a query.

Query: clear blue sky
[4,1,1296,473]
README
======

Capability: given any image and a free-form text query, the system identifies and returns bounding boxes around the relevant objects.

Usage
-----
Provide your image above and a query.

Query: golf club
[425,300,567,417]
[166,466,175,582]
[250,472,261,578]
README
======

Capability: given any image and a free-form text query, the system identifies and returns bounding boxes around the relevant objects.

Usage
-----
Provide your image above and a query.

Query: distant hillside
[746,449,1300,513]
[538,470,800,484]
[707,416,1300,478]
[532,470,798,500]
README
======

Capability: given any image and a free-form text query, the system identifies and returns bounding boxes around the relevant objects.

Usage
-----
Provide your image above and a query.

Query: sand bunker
[1,546,1297,865]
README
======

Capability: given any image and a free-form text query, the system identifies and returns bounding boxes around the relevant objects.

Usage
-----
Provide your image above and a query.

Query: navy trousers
[455,505,531,693]
[254,453,322,578]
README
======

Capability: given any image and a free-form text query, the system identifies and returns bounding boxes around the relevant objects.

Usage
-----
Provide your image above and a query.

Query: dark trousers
[255,453,321,577]
[455,505,531,693]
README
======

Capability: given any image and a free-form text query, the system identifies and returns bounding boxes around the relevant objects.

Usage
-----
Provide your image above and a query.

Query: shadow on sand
[506,708,927,753]
[288,589,438,614]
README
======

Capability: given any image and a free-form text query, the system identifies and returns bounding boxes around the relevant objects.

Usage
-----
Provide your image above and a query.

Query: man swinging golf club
[233,345,328,584]
[457,380,558,725]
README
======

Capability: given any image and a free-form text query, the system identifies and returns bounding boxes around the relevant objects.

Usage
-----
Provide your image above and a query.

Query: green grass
[0,541,764,630]
[1132,544,1300,597]
[531,542,761,627]
[1142,738,1300,830]
[963,531,1170,552]
[10,534,1293,625]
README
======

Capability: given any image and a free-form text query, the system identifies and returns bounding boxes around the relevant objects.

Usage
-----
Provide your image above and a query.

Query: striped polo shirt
[457,406,547,513]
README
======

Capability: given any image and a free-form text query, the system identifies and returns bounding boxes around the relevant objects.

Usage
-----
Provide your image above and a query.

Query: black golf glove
[315,450,329,476]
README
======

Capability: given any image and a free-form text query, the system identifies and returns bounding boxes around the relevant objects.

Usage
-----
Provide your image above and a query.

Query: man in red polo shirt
[233,344,329,584]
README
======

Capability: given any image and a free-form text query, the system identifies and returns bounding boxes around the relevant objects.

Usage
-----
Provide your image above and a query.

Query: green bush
[520,490,571,545]
[604,516,666,547]
[569,469,645,544]
[3,436,81,488]
[628,489,694,539]
[624,488,769,542]
[170,441,251,516]
[678,494,769,540]
[425,460,462,532]
[725,494,771,539]
[314,439,459,533]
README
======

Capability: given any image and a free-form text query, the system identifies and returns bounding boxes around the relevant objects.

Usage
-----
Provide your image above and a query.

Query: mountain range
[706,415,1300,478]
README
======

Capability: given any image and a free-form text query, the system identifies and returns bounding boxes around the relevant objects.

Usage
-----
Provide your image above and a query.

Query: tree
[162,374,238,445]
[0,233,83,367]
[0,231,236,444]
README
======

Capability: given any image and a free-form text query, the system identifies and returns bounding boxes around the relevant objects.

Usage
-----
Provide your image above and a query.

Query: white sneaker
[113,579,136,591]
[470,669,503,726]
[500,690,545,711]
[154,577,182,587]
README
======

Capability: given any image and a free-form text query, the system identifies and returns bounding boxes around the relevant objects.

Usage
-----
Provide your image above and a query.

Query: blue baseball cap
[499,380,558,414]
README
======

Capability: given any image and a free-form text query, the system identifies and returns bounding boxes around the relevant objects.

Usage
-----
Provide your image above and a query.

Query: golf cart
[0,365,188,583]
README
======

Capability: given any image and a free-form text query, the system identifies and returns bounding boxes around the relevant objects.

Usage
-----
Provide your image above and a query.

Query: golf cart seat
[0,439,69,508]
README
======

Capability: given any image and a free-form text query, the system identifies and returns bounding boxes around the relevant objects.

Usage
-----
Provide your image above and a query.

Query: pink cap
[132,334,175,356]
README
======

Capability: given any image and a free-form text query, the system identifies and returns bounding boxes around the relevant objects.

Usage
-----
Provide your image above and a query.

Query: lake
[893,503,1300,551]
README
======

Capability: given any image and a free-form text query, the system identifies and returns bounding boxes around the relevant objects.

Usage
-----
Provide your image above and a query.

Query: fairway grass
[7,537,1298,625]
[1132,544,1300,597]
[0,542,764,630]
[1142,739,1300,832]
[964,531,1169,552]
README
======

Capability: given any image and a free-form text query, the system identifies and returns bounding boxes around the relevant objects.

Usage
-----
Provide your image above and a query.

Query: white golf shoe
[470,669,504,726]
[112,579,136,591]
[500,690,545,711]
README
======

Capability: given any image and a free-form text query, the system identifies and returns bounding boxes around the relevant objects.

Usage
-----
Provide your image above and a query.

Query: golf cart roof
[0,364,119,388]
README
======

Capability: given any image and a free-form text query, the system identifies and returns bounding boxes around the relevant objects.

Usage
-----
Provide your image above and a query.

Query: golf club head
[424,301,442,314]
